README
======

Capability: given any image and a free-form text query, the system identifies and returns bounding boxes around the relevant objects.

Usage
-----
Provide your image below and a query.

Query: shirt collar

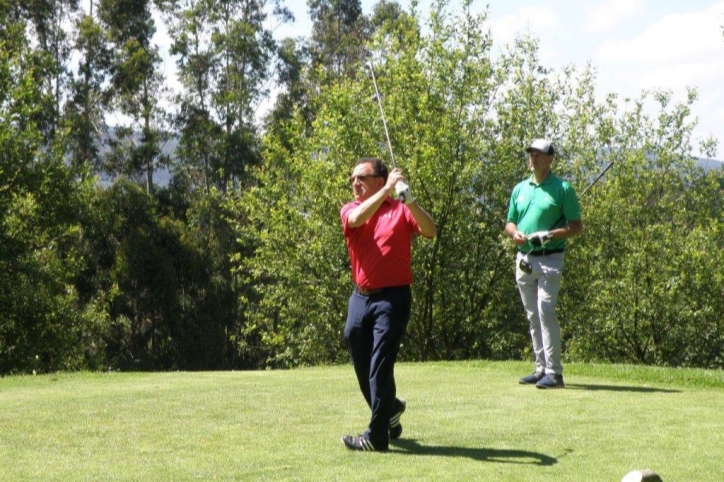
[528,172,557,186]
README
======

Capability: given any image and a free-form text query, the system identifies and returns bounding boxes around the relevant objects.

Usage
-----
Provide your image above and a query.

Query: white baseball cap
[526,139,554,155]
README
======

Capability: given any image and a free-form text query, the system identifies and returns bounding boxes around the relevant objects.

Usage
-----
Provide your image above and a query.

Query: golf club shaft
[548,160,615,230]
[577,160,615,199]
[367,62,397,169]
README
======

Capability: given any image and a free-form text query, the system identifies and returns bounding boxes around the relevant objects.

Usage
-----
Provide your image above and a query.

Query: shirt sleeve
[402,201,421,235]
[340,203,357,236]
[506,187,519,223]
[562,182,582,222]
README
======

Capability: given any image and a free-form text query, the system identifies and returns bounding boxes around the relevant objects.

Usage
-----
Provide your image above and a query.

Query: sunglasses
[349,174,380,184]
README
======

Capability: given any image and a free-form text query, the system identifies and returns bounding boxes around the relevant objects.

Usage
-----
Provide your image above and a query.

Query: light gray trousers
[515,251,565,375]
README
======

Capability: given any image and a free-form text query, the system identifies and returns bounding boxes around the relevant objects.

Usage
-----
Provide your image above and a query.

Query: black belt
[355,285,382,296]
[520,248,564,257]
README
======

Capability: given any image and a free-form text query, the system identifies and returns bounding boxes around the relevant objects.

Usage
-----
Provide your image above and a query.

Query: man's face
[349,162,384,201]
[528,150,554,174]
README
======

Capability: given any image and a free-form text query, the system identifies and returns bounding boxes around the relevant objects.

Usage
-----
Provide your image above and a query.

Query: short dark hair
[355,157,389,182]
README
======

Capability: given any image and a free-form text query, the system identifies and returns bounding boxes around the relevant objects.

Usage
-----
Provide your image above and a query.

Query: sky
[266,0,724,160]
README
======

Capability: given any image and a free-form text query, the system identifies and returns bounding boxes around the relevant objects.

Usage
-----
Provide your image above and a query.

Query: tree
[6,0,80,146]
[76,180,240,370]
[561,90,724,367]
[308,0,371,80]
[63,4,113,177]
[264,36,312,135]
[0,13,99,373]
[264,1,412,154]
[99,0,170,193]
[159,0,291,193]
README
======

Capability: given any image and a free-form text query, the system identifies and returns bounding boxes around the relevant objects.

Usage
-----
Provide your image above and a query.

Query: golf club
[366,61,410,203]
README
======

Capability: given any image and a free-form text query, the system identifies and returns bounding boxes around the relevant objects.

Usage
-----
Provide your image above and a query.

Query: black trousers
[344,285,411,448]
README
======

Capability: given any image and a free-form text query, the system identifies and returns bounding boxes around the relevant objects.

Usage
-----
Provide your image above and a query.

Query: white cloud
[592,2,724,156]
[630,59,724,93]
[595,2,724,64]
[594,3,724,100]
[490,6,559,46]
[584,0,647,33]
[488,5,562,65]
[697,84,724,136]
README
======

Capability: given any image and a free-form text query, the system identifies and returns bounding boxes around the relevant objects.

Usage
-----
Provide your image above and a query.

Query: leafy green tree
[369,0,416,48]
[63,5,113,177]
[152,0,294,370]
[0,14,99,374]
[308,0,371,80]
[264,36,312,135]
[265,1,411,155]
[561,90,724,367]
[159,0,291,193]
[77,180,238,370]
[99,0,170,193]
[78,181,177,369]
[6,0,80,145]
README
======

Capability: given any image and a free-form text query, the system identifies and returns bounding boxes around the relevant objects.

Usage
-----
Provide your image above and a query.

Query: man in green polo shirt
[504,139,583,389]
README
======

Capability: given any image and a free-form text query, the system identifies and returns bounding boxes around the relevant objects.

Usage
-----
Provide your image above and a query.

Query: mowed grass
[1,361,723,481]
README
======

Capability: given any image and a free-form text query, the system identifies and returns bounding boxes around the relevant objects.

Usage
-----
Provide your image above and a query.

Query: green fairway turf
[1,361,723,481]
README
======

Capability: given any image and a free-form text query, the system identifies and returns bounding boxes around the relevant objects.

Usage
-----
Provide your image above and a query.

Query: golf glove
[527,230,553,247]
[395,182,414,204]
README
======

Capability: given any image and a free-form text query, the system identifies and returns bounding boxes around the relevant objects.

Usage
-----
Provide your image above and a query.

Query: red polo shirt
[340,197,421,290]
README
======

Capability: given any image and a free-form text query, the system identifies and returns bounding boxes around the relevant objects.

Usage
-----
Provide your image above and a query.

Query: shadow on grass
[565,384,681,393]
[390,439,557,466]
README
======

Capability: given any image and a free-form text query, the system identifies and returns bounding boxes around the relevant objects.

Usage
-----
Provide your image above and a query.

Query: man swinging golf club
[504,139,582,389]
[340,158,436,451]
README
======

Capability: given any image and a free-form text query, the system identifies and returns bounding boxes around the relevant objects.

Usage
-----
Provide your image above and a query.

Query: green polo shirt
[507,172,581,252]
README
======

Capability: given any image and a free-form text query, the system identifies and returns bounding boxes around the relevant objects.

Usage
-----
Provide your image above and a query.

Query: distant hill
[697,157,724,172]
[98,127,178,187]
[100,127,723,187]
